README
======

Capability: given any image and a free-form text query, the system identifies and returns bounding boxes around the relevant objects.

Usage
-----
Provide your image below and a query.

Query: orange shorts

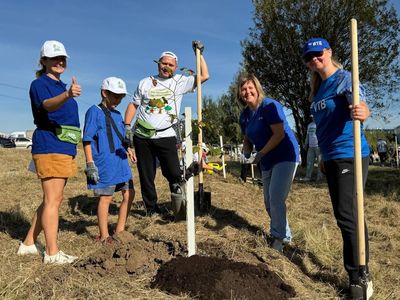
[32,154,77,179]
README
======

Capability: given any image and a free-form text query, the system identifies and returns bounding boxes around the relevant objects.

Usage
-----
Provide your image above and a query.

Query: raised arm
[192,41,209,86]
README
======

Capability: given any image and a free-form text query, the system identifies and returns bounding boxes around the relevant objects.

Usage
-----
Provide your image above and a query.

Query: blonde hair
[236,74,265,107]
[35,58,46,78]
[308,57,343,102]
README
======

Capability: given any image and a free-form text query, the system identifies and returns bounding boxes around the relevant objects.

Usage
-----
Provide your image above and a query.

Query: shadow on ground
[0,210,31,240]
[68,194,119,216]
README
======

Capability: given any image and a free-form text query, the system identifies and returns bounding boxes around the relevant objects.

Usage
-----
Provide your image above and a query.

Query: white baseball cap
[201,142,209,152]
[159,51,178,63]
[101,77,127,94]
[40,40,69,58]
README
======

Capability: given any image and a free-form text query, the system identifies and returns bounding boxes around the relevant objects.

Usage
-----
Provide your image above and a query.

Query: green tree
[242,0,400,151]
[218,87,243,145]
[202,95,224,144]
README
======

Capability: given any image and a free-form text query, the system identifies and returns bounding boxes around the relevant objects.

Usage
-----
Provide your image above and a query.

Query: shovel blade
[194,185,211,214]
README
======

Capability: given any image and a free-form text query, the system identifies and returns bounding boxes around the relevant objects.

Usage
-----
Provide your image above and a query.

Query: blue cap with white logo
[303,38,330,56]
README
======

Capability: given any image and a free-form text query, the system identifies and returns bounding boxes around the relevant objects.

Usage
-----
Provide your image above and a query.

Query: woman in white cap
[82,77,136,243]
[303,37,372,299]
[18,40,81,264]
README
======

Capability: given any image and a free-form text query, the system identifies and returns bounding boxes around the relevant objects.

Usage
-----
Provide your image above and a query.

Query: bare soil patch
[152,255,295,300]
[76,231,173,277]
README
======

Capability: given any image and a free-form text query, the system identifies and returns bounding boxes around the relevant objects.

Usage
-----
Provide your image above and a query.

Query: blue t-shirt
[310,69,370,161]
[239,98,299,171]
[29,74,79,156]
[83,105,132,189]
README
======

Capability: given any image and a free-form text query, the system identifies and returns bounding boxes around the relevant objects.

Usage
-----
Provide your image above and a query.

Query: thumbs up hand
[67,76,81,98]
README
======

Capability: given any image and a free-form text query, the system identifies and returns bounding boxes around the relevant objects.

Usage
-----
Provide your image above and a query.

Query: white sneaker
[366,280,373,299]
[17,242,44,256]
[299,177,311,182]
[43,251,77,264]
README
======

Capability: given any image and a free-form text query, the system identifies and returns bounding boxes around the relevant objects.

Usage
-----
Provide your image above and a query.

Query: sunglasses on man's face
[303,51,324,63]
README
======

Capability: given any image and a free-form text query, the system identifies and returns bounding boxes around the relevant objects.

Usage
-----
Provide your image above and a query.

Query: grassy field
[0,148,399,299]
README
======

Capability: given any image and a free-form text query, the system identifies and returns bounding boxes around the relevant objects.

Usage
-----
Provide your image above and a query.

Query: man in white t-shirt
[301,119,323,181]
[124,42,209,217]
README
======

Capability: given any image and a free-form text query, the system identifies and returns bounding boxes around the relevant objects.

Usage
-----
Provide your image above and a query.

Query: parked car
[0,137,16,148]
[14,137,32,148]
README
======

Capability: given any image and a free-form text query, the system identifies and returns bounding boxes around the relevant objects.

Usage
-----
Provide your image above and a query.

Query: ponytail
[35,58,46,78]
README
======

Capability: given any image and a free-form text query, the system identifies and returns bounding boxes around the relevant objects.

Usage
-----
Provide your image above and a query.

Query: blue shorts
[94,179,134,196]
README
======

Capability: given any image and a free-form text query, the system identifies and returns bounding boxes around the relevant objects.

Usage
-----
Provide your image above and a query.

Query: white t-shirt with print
[377,140,387,153]
[132,74,195,139]
[307,121,319,148]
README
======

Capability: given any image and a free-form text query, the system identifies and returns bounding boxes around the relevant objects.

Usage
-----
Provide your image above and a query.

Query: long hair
[236,74,265,107]
[308,57,343,102]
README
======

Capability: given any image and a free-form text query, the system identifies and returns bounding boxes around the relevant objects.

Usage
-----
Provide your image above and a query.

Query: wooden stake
[219,135,226,178]
[185,107,196,256]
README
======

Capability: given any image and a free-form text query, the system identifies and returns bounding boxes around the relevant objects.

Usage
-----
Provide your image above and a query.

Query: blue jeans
[262,161,298,241]
[305,146,323,180]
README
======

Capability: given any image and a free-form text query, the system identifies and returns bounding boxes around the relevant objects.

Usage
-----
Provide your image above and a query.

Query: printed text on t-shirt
[311,99,326,112]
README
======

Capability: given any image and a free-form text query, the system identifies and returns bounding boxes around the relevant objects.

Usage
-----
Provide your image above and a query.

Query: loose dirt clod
[151,255,296,300]
[76,231,172,276]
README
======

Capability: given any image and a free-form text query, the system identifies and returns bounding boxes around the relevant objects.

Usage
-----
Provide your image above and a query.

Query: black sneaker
[349,284,363,300]
[146,204,166,216]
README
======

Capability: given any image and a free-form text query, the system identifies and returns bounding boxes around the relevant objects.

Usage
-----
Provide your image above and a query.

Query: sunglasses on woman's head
[303,51,324,63]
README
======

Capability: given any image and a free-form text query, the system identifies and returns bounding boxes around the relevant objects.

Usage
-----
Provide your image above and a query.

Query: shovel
[351,19,373,299]
[194,43,211,214]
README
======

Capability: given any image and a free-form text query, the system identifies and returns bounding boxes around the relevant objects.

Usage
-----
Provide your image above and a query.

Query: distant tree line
[199,0,400,158]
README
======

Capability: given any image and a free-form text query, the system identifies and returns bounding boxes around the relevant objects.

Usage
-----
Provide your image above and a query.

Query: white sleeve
[180,75,196,94]
[131,79,145,106]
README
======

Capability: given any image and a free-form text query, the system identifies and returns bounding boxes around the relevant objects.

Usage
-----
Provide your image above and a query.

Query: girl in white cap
[18,40,81,264]
[82,77,136,243]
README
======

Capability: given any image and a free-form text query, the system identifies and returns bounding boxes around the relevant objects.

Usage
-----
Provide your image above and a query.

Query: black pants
[378,152,387,163]
[324,157,370,283]
[134,136,181,212]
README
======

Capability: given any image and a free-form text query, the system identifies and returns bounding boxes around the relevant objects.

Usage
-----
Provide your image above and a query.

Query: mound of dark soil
[76,231,173,277]
[151,255,296,300]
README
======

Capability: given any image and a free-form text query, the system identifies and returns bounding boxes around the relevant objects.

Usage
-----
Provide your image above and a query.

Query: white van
[10,131,26,138]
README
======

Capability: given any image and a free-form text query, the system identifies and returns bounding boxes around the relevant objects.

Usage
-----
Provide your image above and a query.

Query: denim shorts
[94,179,134,196]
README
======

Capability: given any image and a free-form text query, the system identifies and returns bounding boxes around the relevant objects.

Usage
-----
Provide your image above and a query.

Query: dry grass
[0,148,399,299]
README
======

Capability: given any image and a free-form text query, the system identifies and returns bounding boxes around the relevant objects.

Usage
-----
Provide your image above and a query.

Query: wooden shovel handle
[351,18,366,266]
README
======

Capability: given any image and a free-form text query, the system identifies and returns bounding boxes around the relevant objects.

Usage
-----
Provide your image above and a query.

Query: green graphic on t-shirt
[145,97,173,114]
[145,87,174,114]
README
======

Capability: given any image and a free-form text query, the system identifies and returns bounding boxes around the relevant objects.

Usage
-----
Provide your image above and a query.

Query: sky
[0,0,399,134]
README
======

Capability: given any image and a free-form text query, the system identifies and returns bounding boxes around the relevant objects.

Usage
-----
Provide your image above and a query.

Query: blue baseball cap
[303,38,330,57]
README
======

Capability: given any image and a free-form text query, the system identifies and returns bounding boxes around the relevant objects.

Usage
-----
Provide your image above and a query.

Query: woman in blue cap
[303,37,373,299]
[237,74,299,253]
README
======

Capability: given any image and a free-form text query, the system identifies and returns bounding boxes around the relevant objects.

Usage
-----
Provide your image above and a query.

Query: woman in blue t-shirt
[17,41,81,264]
[303,37,373,299]
[238,74,299,252]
